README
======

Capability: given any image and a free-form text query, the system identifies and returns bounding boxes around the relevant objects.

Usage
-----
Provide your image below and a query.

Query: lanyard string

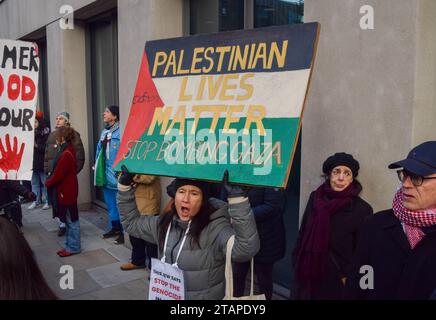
[162,219,191,268]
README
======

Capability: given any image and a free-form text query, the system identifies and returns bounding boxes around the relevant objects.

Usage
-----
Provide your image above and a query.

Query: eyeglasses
[396,169,436,187]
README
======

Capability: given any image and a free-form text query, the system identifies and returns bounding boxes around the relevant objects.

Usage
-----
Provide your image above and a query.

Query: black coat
[344,209,436,300]
[0,180,30,207]
[214,186,286,264]
[248,188,286,264]
[292,191,373,299]
[33,120,50,171]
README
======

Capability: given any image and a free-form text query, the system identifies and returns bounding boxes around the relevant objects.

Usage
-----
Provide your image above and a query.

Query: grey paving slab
[57,234,113,253]
[80,210,110,231]
[50,249,118,272]
[31,242,64,261]
[79,218,106,237]
[104,244,132,262]
[36,254,65,278]
[21,221,45,233]
[71,280,147,300]
[22,211,55,224]
[40,218,61,232]
[21,206,45,216]
[86,262,147,289]
[24,228,59,247]
[47,269,102,300]
[123,278,150,300]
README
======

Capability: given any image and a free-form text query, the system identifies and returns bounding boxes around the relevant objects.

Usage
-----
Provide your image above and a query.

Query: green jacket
[117,187,260,300]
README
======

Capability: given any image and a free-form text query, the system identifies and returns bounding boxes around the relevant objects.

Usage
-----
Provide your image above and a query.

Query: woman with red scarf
[292,152,373,299]
[344,141,436,300]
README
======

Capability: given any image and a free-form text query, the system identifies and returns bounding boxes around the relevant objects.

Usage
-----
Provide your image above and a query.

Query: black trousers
[130,235,158,269]
[233,261,274,300]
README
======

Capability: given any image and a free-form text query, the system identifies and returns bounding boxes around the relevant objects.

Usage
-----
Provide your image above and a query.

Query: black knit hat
[166,179,176,198]
[173,179,210,200]
[322,152,360,177]
[106,105,119,121]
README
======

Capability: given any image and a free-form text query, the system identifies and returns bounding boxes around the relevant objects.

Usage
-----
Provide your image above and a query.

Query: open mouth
[181,206,190,216]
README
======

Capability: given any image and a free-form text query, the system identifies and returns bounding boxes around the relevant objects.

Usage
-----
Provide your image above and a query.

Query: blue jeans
[103,187,121,229]
[64,209,81,253]
[31,170,48,205]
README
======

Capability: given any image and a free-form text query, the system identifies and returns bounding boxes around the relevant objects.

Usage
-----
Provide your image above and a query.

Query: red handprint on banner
[0,134,25,180]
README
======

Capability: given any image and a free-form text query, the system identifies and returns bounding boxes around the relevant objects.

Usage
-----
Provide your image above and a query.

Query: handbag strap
[225,235,255,297]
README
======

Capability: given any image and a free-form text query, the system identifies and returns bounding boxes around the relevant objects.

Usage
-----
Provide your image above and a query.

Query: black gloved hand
[222,169,248,198]
[118,165,135,186]
[26,192,36,201]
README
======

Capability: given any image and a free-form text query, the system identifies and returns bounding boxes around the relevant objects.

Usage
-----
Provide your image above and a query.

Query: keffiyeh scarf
[392,189,436,249]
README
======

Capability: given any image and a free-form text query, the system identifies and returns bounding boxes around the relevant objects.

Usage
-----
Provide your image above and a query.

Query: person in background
[120,174,161,271]
[293,152,373,299]
[0,181,35,228]
[0,218,57,299]
[232,188,286,300]
[117,167,260,299]
[28,111,50,210]
[44,111,85,236]
[344,141,436,300]
[95,106,124,244]
[45,126,80,257]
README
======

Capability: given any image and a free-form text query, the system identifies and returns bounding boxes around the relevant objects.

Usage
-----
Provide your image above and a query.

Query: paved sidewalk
[21,204,150,300]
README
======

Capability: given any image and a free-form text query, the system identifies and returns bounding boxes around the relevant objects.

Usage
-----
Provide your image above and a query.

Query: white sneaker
[42,203,51,210]
[27,202,38,209]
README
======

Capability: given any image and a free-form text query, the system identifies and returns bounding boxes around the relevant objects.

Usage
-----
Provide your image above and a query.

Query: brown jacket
[44,127,85,175]
[133,174,161,215]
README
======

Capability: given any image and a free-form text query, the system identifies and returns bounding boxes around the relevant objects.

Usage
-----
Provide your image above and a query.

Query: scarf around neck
[295,180,362,295]
[103,121,119,135]
[392,189,436,249]
[101,121,119,159]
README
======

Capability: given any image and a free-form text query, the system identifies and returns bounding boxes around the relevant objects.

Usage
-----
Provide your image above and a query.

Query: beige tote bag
[223,235,266,300]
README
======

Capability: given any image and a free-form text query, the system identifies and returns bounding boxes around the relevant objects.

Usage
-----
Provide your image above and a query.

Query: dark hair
[107,105,119,121]
[55,126,75,144]
[0,218,57,299]
[158,193,214,251]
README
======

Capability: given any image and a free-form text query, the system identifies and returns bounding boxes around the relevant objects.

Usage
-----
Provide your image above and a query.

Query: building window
[254,0,303,27]
[219,0,244,31]
[87,11,118,203]
[190,0,244,34]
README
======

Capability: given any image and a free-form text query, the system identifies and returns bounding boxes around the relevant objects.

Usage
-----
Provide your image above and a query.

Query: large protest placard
[0,39,39,180]
[114,23,319,187]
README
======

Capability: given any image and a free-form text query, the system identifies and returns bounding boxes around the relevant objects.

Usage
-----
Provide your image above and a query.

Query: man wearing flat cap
[344,141,436,300]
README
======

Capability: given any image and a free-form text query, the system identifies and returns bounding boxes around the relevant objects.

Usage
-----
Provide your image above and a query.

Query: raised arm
[216,170,260,262]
